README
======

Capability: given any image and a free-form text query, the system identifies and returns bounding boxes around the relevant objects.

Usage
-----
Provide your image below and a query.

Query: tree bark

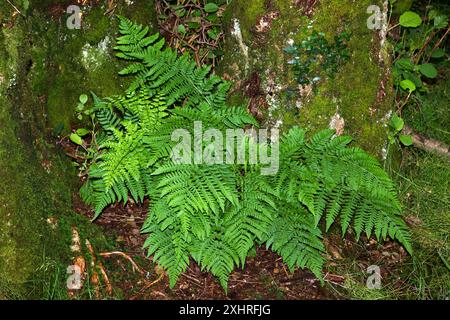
[218,0,394,159]
[0,0,157,298]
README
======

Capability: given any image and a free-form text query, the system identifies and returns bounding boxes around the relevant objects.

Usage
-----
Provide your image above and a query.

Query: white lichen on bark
[230,19,250,72]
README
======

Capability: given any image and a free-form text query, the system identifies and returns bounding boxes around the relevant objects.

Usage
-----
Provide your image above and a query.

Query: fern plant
[78,17,412,291]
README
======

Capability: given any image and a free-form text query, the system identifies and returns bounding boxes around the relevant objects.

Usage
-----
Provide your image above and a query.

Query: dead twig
[6,0,24,17]
[99,251,146,275]
[97,261,113,296]
[427,26,450,63]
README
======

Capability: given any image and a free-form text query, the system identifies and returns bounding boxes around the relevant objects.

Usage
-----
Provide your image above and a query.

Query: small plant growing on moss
[284,30,351,88]
[73,17,412,291]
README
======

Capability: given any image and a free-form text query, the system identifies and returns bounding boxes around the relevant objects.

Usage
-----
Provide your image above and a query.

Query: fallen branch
[143,273,165,289]
[403,125,450,157]
[85,239,101,298]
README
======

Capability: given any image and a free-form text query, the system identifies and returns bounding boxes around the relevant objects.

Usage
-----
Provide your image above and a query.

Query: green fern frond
[142,222,190,288]
[224,172,277,265]
[78,18,413,292]
[266,210,326,281]
[191,230,240,291]
[115,17,230,109]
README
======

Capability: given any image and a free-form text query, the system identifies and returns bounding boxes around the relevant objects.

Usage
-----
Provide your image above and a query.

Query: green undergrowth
[402,76,450,145]
[394,150,449,299]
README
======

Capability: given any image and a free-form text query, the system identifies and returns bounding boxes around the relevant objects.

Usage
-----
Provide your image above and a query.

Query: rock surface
[218,0,394,158]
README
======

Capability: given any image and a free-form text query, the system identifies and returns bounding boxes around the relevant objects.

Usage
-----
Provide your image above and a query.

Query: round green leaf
[178,24,187,35]
[400,79,416,92]
[419,63,438,79]
[400,135,413,146]
[76,128,90,137]
[79,94,88,105]
[70,133,83,146]
[390,114,405,132]
[204,3,219,13]
[399,11,422,27]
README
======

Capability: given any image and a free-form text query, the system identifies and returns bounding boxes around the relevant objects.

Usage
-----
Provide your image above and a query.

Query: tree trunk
[0,0,157,298]
[218,0,394,159]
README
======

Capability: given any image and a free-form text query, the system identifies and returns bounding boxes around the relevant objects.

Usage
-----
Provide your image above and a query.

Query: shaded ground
[72,195,334,300]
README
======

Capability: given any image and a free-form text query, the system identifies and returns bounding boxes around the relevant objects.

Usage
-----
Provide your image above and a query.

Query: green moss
[228,0,265,42]
[0,16,110,298]
[26,2,158,132]
[219,0,393,158]
[83,7,112,44]
[301,0,393,157]
[0,1,158,299]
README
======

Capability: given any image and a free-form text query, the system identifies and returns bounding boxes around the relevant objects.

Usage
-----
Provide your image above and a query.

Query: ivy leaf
[70,133,83,146]
[204,3,219,13]
[399,11,422,28]
[79,94,88,105]
[390,114,405,132]
[400,79,416,92]
[76,128,90,137]
[399,135,413,146]
[419,63,438,78]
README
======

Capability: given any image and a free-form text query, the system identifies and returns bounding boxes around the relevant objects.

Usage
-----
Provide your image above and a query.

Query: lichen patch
[329,111,345,136]
[231,19,250,72]
[255,11,280,33]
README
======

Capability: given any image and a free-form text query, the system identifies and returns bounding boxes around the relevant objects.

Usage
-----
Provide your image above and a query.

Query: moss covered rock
[0,0,157,298]
[218,0,394,158]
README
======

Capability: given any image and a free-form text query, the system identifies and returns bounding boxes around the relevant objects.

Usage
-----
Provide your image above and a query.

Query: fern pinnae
[78,18,413,290]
